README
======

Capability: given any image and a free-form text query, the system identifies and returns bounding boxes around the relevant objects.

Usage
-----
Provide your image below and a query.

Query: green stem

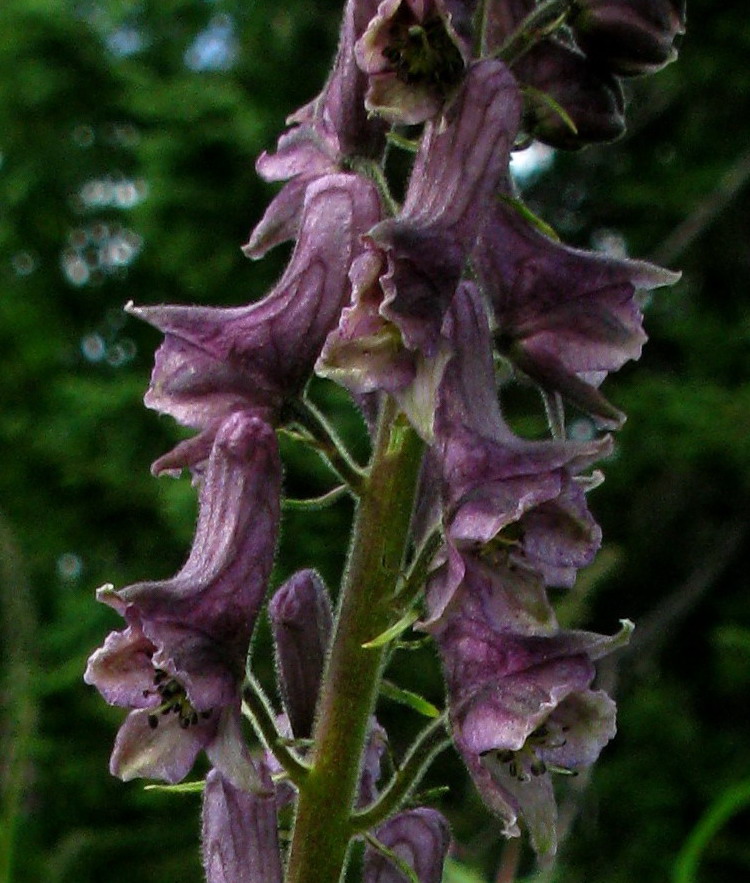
[241,676,310,787]
[287,398,367,494]
[496,0,573,65]
[350,712,450,835]
[284,397,425,883]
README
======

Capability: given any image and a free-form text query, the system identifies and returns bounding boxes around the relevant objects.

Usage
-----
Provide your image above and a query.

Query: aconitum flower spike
[473,200,680,427]
[269,569,333,740]
[84,412,280,785]
[201,768,283,883]
[127,173,381,474]
[363,808,452,883]
[570,0,687,77]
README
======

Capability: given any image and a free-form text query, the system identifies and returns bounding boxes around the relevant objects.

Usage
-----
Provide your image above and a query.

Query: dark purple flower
[84,412,280,785]
[245,0,387,258]
[570,0,687,77]
[269,569,333,740]
[127,173,381,474]
[363,807,451,882]
[201,768,283,883]
[513,38,626,150]
[355,0,471,124]
[473,200,679,427]
[318,61,521,418]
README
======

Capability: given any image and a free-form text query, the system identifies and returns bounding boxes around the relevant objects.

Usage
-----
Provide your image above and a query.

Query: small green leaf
[144,780,205,795]
[380,680,440,718]
[497,194,561,242]
[362,609,419,649]
[522,84,578,135]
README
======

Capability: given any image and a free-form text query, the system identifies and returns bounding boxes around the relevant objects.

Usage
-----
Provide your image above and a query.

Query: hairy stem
[284,396,425,883]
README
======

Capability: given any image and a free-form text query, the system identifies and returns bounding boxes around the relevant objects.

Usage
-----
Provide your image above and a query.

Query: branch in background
[651,149,750,265]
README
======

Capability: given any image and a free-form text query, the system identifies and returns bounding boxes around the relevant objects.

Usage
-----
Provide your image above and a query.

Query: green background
[1,1,748,881]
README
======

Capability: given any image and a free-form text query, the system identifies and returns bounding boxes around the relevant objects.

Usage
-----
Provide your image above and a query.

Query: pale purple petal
[201,768,282,883]
[110,707,215,783]
[474,199,679,424]
[130,174,381,471]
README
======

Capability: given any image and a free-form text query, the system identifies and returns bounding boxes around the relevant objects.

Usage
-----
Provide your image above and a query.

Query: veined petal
[201,768,282,883]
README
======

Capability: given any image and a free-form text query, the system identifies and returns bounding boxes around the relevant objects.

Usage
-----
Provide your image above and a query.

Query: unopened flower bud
[269,570,333,739]
[570,0,686,77]
[514,39,625,149]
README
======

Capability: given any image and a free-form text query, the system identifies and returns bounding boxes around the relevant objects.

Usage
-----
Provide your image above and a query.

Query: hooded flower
[318,60,521,420]
[355,0,472,124]
[84,412,281,786]
[570,0,687,77]
[433,563,631,855]
[245,0,387,258]
[201,767,283,883]
[473,200,680,427]
[420,283,609,625]
[363,807,452,882]
[513,37,626,150]
[128,173,381,474]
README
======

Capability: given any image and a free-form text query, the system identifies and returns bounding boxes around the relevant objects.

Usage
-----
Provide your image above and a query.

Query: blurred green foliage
[0,1,748,881]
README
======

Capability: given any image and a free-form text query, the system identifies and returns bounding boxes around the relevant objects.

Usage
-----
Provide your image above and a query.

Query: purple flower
[201,768,283,883]
[420,283,609,624]
[473,200,680,427]
[434,574,630,855]
[513,38,626,150]
[84,412,280,785]
[127,173,381,474]
[363,807,451,882]
[245,0,387,258]
[318,61,521,413]
[355,0,471,124]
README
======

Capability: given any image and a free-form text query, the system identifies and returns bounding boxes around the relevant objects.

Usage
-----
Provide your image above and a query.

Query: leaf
[380,680,440,719]
[362,609,419,649]
[143,780,205,795]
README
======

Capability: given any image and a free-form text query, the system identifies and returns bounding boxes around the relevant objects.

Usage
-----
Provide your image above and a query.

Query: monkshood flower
[355,0,473,124]
[202,767,283,883]
[473,200,680,427]
[245,0,387,258]
[432,561,631,854]
[127,173,381,474]
[570,0,687,77]
[84,412,280,785]
[513,38,625,150]
[363,807,451,882]
[318,60,521,417]
[421,283,609,624]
